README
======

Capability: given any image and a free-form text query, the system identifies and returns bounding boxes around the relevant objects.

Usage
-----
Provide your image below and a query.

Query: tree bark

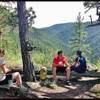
[17,1,36,81]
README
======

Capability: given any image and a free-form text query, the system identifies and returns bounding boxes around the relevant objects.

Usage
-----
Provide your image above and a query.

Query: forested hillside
[31,21,100,66]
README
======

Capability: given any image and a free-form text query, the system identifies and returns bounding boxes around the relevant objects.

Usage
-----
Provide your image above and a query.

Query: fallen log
[10,66,100,78]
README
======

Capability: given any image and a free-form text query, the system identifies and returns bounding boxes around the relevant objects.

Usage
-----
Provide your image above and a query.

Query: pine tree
[69,12,92,62]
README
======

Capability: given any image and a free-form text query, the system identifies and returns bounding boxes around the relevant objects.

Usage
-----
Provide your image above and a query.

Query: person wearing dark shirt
[71,50,87,74]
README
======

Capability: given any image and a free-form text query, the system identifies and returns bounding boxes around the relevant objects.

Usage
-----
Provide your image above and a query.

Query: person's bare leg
[12,72,22,86]
[66,67,71,81]
[12,72,27,91]
[52,67,57,81]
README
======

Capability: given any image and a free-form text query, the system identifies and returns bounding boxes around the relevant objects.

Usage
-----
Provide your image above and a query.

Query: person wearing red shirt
[52,50,71,85]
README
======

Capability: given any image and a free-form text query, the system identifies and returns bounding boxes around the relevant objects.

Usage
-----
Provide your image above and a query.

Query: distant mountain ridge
[31,21,100,61]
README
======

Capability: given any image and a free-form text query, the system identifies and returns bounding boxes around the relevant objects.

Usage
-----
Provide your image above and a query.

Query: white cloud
[26,2,98,28]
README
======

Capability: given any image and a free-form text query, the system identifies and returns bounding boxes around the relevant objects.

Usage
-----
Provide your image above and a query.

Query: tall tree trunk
[17,1,36,81]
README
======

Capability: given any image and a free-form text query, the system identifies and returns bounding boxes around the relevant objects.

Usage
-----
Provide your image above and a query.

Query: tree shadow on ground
[34,77,100,99]
[15,70,100,99]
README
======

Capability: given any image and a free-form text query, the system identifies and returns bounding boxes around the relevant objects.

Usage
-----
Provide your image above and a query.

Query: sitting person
[0,48,27,91]
[52,50,71,85]
[71,50,87,79]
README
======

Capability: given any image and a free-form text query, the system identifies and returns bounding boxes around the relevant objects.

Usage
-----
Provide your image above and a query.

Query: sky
[25,2,98,28]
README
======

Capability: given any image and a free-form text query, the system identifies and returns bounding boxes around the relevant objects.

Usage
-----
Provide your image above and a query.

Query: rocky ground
[0,75,100,99]
[28,76,100,99]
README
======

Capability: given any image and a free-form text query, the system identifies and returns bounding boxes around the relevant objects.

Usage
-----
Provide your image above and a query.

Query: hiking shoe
[66,80,72,86]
